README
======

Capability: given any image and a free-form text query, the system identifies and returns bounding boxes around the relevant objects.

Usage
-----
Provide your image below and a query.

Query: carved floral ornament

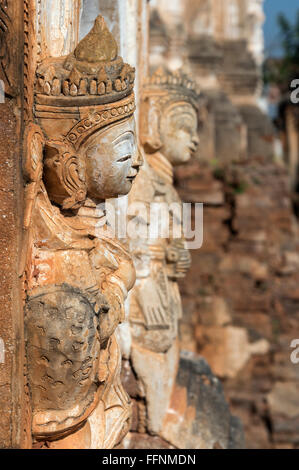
[23,15,140,448]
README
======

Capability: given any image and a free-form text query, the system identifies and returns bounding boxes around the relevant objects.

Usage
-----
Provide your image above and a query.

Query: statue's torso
[26,186,135,448]
[129,157,191,353]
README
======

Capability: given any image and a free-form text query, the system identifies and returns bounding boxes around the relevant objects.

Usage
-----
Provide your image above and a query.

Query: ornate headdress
[144,66,200,110]
[141,67,200,152]
[31,16,136,209]
[35,16,135,147]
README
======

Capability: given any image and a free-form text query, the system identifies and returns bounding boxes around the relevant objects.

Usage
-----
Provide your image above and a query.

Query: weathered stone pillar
[149,0,188,71]
[38,0,81,59]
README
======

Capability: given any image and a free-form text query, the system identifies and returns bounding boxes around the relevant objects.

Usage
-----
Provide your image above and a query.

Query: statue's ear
[140,96,163,153]
[43,140,87,210]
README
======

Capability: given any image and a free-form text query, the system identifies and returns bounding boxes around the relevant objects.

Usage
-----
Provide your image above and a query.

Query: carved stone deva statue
[23,15,142,449]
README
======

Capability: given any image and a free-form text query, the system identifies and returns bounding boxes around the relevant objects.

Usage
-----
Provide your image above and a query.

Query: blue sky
[264,0,299,57]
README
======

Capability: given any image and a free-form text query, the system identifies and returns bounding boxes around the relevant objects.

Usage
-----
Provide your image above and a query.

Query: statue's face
[84,115,142,200]
[160,102,199,165]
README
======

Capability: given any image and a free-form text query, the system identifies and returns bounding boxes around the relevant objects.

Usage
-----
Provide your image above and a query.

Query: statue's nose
[192,134,200,149]
[132,147,144,169]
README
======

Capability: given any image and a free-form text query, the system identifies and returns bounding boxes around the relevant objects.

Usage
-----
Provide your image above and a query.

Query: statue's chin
[172,153,191,166]
[120,181,135,196]
[89,185,131,200]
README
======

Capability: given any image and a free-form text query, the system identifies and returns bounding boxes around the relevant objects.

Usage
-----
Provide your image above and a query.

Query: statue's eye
[117,155,131,163]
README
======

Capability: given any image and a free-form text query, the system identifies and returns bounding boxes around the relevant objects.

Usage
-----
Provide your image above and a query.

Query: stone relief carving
[120,65,244,450]
[23,15,142,449]
[125,67,200,442]
[129,67,199,352]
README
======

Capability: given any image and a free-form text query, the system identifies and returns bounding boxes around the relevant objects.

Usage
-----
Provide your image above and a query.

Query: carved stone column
[39,0,82,59]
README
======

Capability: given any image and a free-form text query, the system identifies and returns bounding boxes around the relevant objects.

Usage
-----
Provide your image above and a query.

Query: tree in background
[264,10,299,91]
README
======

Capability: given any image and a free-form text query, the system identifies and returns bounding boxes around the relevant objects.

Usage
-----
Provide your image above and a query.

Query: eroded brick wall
[176,156,299,449]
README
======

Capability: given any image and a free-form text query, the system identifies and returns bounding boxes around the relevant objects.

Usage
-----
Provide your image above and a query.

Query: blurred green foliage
[264,10,299,90]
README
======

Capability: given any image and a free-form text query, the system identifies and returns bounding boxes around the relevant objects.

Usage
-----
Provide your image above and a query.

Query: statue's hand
[92,291,110,315]
[166,241,191,277]
[136,277,169,329]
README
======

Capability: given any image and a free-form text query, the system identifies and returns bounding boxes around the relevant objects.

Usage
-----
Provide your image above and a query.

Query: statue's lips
[126,167,138,182]
[189,144,197,153]
[126,175,137,182]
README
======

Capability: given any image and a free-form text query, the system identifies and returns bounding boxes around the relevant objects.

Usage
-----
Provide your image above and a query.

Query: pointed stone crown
[144,67,200,110]
[34,16,136,147]
[35,15,135,107]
